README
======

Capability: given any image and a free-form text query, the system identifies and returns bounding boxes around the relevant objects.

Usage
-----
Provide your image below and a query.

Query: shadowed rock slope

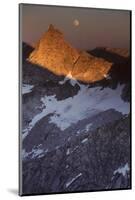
[22,115,130,195]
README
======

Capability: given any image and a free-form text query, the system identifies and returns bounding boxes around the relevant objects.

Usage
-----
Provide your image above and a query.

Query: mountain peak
[48,24,63,36]
[48,24,54,30]
[28,24,79,75]
[28,25,112,83]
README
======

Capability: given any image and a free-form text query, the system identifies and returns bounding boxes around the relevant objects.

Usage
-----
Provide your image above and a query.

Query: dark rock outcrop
[22,116,131,195]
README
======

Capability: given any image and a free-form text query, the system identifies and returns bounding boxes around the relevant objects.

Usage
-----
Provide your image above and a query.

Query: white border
[0,0,134,199]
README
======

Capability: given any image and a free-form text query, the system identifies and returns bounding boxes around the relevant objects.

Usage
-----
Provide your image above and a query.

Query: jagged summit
[48,24,63,35]
[28,24,79,75]
[28,24,112,83]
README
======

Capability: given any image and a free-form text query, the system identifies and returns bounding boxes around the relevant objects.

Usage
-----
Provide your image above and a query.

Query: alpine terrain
[21,25,131,195]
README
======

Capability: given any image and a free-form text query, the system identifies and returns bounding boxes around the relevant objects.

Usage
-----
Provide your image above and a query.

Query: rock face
[72,51,112,83]
[28,24,79,76]
[22,116,130,195]
[28,25,112,83]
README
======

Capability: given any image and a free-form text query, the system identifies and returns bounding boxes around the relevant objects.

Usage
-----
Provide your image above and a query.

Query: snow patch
[114,163,130,176]
[85,123,92,132]
[23,83,129,137]
[31,148,44,159]
[65,173,82,188]
[59,72,77,86]
[59,78,68,85]
[66,148,70,155]
[81,138,88,144]
[76,130,81,134]
[22,147,48,159]
[22,84,34,94]
[76,123,92,135]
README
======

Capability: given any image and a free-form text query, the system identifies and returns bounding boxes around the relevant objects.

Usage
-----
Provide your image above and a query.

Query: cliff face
[72,51,112,83]
[28,24,79,76]
[22,115,130,194]
[28,24,112,83]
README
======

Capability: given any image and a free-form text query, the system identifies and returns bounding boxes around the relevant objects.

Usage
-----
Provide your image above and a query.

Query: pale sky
[20,4,131,50]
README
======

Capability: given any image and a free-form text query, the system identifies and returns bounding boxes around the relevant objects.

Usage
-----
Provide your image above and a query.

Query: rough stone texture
[121,83,131,102]
[28,24,79,76]
[22,116,131,195]
[28,25,112,83]
[23,109,123,154]
[20,41,131,195]
[72,51,112,82]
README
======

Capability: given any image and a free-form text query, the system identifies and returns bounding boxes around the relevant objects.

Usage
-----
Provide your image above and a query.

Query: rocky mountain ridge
[20,29,131,195]
[28,24,113,83]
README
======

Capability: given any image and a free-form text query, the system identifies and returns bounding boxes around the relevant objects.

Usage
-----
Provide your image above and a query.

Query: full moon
[73,19,80,27]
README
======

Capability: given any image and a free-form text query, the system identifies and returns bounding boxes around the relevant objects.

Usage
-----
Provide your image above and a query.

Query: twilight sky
[21,4,130,50]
